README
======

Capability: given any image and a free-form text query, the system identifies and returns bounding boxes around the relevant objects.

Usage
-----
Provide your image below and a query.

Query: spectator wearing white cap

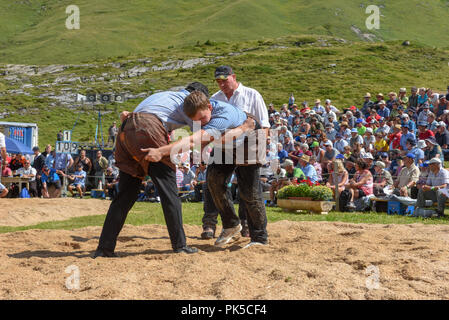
[416,157,449,216]
[322,104,337,126]
[313,99,325,115]
[324,99,339,114]
[349,128,363,148]
[322,141,338,173]
[363,127,375,153]
[435,121,449,160]
[373,161,393,196]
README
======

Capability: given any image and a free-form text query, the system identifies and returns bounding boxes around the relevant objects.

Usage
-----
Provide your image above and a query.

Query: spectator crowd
[2,87,449,216]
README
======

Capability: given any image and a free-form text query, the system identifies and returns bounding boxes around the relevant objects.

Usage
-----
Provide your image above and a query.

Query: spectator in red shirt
[417,121,435,140]
[388,124,402,150]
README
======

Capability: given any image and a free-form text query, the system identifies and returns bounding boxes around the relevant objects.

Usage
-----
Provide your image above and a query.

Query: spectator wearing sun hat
[298,154,318,183]
[416,157,449,216]
[377,100,390,118]
[313,99,325,115]
[424,137,444,163]
[398,88,409,107]
[393,153,420,197]
[373,160,394,197]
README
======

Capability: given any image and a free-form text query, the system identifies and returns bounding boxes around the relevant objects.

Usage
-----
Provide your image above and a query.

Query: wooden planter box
[277,199,335,215]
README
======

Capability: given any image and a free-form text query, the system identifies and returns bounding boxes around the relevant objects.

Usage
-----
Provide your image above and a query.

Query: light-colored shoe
[243,241,268,249]
[214,224,242,247]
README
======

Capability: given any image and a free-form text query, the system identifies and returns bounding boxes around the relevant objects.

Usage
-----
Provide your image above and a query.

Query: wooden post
[333,161,339,210]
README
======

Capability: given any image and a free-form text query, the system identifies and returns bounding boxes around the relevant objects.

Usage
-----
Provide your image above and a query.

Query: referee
[201,66,270,239]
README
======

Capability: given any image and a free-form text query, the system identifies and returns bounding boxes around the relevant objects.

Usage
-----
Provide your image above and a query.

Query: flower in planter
[310,185,334,201]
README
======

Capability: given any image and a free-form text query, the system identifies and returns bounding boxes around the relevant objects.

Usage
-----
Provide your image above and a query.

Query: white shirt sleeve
[251,90,270,128]
[0,133,5,148]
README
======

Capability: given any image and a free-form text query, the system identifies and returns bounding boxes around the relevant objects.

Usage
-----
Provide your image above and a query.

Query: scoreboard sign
[56,141,79,154]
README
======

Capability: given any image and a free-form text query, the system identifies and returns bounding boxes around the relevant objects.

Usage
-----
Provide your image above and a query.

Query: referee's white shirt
[212,83,270,128]
[0,132,5,149]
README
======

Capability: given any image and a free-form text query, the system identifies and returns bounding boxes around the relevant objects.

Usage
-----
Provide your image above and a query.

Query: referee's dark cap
[214,65,234,80]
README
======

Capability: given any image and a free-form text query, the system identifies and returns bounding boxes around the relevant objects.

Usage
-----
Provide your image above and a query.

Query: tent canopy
[5,137,34,155]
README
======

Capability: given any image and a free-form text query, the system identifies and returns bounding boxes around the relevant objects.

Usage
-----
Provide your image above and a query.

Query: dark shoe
[201,227,215,240]
[240,223,250,238]
[174,246,198,254]
[92,249,118,259]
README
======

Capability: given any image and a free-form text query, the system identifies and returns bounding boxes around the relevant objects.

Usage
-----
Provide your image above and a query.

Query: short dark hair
[356,159,369,170]
[185,82,209,98]
[183,91,210,118]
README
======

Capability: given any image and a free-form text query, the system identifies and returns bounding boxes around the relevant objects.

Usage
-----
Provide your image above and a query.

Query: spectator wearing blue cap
[393,153,420,197]
[355,118,367,136]
[399,124,415,150]
[416,157,449,216]
[405,138,424,165]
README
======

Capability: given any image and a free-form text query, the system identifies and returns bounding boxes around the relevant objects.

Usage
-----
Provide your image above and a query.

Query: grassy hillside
[1,35,449,148]
[2,0,449,64]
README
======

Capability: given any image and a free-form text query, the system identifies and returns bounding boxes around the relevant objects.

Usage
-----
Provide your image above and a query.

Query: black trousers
[97,161,186,253]
[202,164,246,229]
[206,164,268,244]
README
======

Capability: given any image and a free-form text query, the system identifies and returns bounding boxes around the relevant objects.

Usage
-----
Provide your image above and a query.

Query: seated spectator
[373,132,389,155]
[104,166,119,200]
[416,157,449,216]
[311,141,325,166]
[324,123,337,141]
[386,92,397,110]
[403,138,424,165]
[376,117,390,136]
[322,141,338,173]
[377,100,390,118]
[16,159,38,197]
[388,124,402,150]
[363,128,375,153]
[268,160,287,206]
[289,142,303,167]
[393,153,420,197]
[41,165,62,198]
[349,128,363,148]
[418,121,434,140]
[346,159,374,209]
[436,95,449,118]
[372,161,393,197]
[326,159,348,196]
[398,88,409,107]
[179,163,195,192]
[334,133,348,153]
[427,112,438,132]
[389,100,400,119]
[399,125,415,150]
[192,162,207,202]
[9,153,25,173]
[277,143,289,163]
[0,182,8,198]
[424,137,444,163]
[435,121,449,160]
[283,135,294,153]
[67,163,87,198]
[2,163,12,177]
[298,154,318,183]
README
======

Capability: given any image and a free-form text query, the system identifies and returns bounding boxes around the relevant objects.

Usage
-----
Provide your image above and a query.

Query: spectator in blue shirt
[67,163,86,198]
[399,125,415,150]
[377,100,390,118]
[41,165,61,198]
[277,143,289,163]
[298,154,318,183]
[405,139,424,165]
